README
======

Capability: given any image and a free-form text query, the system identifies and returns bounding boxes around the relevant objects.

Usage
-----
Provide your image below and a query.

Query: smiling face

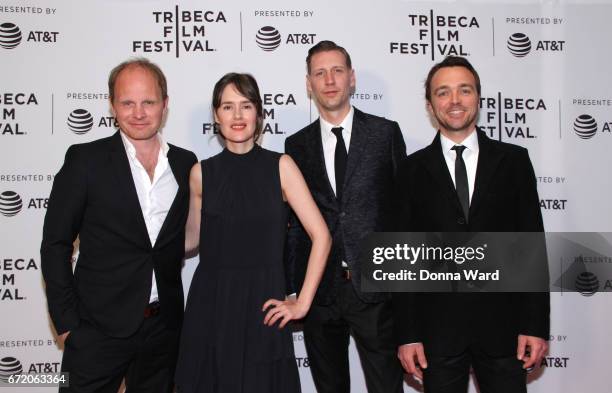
[110,65,167,143]
[306,49,355,121]
[214,83,258,148]
[427,66,479,142]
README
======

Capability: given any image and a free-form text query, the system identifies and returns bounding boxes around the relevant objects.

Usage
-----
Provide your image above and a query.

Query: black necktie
[452,145,469,221]
[331,127,347,200]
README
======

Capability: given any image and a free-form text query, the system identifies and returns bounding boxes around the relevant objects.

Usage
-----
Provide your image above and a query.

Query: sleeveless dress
[175,145,300,393]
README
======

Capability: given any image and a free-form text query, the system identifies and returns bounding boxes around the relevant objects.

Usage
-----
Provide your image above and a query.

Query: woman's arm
[263,154,331,328]
[185,163,202,254]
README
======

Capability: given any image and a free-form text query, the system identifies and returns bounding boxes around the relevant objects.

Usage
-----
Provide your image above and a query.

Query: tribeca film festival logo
[506,32,565,57]
[477,94,548,141]
[0,93,39,136]
[203,93,297,136]
[0,21,58,50]
[132,7,226,57]
[0,257,39,301]
[0,191,22,217]
[390,10,480,60]
[254,26,316,52]
[0,357,22,382]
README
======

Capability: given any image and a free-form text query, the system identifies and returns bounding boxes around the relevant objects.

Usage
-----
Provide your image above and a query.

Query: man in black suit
[41,58,197,393]
[393,56,549,393]
[285,40,406,393]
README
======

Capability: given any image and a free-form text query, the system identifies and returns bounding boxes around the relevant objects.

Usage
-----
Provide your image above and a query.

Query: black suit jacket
[285,108,406,304]
[393,130,550,356]
[41,131,197,338]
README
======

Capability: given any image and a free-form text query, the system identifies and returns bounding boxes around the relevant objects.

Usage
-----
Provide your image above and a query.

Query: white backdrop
[1,0,611,392]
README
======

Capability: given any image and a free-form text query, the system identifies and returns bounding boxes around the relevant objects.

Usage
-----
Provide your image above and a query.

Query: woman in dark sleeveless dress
[175,73,331,393]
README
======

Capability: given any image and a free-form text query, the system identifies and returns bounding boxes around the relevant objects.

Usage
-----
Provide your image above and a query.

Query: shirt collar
[319,106,354,139]
[120,132,170,160]
[440,129,479,155]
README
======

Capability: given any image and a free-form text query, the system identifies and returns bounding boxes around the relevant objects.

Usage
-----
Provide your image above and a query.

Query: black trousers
[60,314,180,393]
[303,279,404,393]
[423,347,527,393]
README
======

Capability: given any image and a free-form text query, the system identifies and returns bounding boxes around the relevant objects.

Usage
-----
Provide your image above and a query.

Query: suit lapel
[422,132,465,213]
[469,131,504,218]
[343,109,368,191]
[108,132,151,248]
[306,121,337,205]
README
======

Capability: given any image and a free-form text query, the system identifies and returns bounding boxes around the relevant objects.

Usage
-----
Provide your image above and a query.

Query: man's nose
[133,104,146,118]
[450,90,460,104]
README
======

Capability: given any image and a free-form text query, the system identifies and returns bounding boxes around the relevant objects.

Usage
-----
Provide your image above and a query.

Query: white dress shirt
[120,132,178,304]
[440,130,479,203]
[320,106,355,196]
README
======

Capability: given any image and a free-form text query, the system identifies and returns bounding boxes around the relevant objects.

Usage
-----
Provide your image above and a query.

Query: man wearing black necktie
[393,56,550,393]
[284,40,406,393]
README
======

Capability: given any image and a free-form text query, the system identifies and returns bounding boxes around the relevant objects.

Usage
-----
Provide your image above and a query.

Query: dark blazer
[41,131,197,338]
[285,108,406,304]
[393,130,550,356]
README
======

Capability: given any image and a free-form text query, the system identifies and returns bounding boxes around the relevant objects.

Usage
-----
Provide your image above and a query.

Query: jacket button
[340,212,346,217]
[457,217,465,225]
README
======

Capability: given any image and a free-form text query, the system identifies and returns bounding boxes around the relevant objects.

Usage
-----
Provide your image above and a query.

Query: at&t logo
[0,23,21,49]
[256,26,281,51]
[0,357,22,382]
[575,271,598,296]
[507,32,565,57]
[0,190,48,214]
[0,191,22,217]
[0,21,58,49]
[67,109,94,134]
[572,114,612,140]
[66,109,117,135]
[507,33,530,57]
[254,26,316,52]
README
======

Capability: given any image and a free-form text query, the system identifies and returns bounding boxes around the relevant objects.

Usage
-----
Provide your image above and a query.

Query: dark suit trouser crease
[60,315,179,393]
[423,348,526,393]
[303,280,404,393]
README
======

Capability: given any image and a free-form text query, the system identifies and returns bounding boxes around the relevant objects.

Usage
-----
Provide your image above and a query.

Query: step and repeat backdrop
[1,0,611,392]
